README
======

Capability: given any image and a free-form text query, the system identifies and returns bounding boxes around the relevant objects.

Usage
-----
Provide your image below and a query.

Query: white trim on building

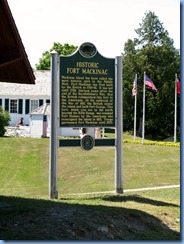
[29,103,81,138]
[1,70,104,138]
[0,70,50,126]
[29,103,50,138]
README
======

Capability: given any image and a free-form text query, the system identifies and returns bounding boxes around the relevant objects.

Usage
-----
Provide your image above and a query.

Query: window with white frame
[10,99,18,113]
[30,100,39,112]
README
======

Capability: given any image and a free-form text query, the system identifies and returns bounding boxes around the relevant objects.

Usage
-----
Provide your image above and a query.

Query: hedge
[123,139,180,147]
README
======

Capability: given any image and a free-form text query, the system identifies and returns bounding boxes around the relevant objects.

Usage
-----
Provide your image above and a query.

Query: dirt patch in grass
[0,195,180,240]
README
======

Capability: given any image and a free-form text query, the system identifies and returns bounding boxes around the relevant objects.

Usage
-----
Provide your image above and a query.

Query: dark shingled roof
[0,0,35,84]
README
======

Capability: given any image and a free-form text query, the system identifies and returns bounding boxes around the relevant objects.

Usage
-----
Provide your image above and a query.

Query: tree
[36,42,78,70]
[135,11,174,47]
[0,106,10,137]
[122,11,180,139]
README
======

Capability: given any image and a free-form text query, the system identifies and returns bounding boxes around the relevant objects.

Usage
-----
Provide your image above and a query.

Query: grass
[0,137,48,197]
[0,189,180,240]
[0,135,180,196]
[0,134,180,240]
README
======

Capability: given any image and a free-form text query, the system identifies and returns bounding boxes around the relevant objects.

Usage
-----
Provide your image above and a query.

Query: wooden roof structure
[0,0,35,84]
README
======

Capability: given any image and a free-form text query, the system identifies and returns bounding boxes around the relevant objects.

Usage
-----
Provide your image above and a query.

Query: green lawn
[0,135,180,240]
[0,135,180,197]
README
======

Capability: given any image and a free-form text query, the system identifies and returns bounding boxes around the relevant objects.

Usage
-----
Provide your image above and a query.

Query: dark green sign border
[59,42,115,127]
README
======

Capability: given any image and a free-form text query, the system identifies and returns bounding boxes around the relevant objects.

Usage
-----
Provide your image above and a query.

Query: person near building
[16,117,24,127]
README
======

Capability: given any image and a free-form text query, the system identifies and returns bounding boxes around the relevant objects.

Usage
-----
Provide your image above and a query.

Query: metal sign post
[49,43,123,198]
[115,56,123,193]
[49,51,59,199]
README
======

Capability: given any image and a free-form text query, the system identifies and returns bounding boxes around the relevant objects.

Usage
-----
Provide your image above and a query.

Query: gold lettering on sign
[60,74,114,126]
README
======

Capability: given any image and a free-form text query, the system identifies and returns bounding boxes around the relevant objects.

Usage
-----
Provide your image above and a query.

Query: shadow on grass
[101,194,180,207]
[0,195,180,240]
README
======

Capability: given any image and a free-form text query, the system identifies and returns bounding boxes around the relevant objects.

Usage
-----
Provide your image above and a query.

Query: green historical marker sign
[50,43,123,199]
[59,42,115,127]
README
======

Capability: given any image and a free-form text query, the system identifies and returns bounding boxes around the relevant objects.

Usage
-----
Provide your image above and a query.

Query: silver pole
[174,73,177,143]
[133,74,137,141]
[142,72,146,144]
[49,51,59,199]
[115,56,123,193]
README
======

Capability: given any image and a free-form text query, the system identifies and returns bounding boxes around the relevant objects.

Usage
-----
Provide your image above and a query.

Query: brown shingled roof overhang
[0,0,35,84]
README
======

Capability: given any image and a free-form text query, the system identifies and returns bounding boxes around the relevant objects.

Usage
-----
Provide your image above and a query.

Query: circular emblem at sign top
[81,135,95,151]
[79,42,97,58]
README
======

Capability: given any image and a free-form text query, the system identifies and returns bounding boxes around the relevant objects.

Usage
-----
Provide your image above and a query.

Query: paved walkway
[124,184,180,192]
[64,184,180,196]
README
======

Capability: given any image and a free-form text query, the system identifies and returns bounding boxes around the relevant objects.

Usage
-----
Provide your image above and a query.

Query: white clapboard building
[29,103,80,138]
[0,70,51,126]
[0,70,103,138]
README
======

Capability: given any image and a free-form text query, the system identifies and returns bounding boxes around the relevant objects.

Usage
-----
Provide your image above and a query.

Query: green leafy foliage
[135,11,174,47]
[36,42,78,70]
[0,106,10,137]
[122,11,180,139]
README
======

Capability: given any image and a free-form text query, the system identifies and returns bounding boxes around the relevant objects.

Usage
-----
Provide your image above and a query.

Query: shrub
[0,106,11,137]
[123,139,180,147]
